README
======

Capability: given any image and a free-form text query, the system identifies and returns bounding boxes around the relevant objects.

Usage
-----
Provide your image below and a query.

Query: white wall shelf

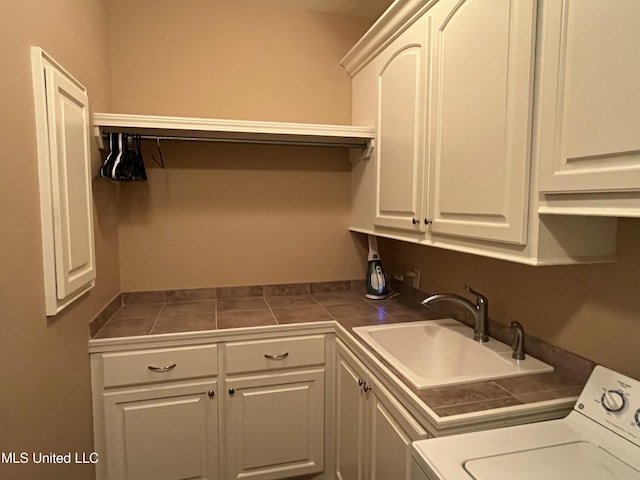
[93,113,375,157]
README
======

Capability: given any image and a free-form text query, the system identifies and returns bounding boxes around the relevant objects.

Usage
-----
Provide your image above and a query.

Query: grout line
[318,303,337,322]
[493,382,516,397]
[263,296,279,325]
[214,299,218,330]
[148,304,166,334]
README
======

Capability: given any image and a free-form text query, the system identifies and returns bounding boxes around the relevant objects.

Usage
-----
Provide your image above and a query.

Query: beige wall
[107,0,366,123]
[0,1,118,479]
[379,218,640,380]
[117,142,367,290]
[107,0,371,291]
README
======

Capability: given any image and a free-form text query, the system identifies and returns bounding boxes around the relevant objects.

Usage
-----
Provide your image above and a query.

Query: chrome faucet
[510,321,526,360]
[421,283,489,342]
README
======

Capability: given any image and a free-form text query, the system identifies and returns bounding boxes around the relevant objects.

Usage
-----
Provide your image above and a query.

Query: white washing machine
[411,366,640,480]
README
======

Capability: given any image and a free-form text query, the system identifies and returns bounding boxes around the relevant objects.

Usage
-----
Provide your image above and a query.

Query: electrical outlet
[403,269,421,290]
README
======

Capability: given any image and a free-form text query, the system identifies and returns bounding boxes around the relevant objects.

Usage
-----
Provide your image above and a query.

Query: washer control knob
[635,409,640,427]
[601,389,626,412]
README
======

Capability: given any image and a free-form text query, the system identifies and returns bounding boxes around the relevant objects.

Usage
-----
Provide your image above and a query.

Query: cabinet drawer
[102,345,218,387]
[225,335,325,374]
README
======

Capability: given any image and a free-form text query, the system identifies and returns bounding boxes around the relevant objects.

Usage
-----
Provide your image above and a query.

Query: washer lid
[464,441,640,480]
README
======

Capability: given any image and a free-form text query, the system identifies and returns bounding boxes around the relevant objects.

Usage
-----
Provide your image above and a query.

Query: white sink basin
[353,319,553,389]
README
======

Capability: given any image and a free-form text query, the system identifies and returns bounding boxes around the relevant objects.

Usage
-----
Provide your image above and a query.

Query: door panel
[225,369,324,480]
[103,381,218,480]
[44,65,95,298]
[537,0,640,193]
[368,377,427,480]
[335,344,368,480]
[374,16,428,233]
[427,0,535,244]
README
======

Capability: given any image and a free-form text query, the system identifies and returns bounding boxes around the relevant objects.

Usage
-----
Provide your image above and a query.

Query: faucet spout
[421,294,476,315]
[421,284,489,342]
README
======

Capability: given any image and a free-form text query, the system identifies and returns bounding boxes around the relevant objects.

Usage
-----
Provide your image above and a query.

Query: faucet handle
[510,321,526,360]
[464,283,487,306]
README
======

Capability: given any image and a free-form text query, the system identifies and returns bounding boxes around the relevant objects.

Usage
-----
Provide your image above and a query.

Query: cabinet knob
[412,218,420,225]
[363,384,372,393]
[424,218,432,225]
[358,379,365,387]
[228,388,235,396]
[208,390,215,398]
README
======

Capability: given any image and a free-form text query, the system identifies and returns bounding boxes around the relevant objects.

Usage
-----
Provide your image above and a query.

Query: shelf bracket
[352,138,375,163]
[94,126,105,151]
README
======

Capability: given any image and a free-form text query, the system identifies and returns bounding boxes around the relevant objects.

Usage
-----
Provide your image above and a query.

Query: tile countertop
[90,281,591,420]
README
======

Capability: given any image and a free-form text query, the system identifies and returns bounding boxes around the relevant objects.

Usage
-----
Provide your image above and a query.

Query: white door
[426,0,536,244]
[31,47,96,315]
[537,0,640,193]
[44,65,95,299]
[335,344,369,480]
[224,369,325,480]
[366,377,426,480]
[374,16,428,233]
[103,381,219,480]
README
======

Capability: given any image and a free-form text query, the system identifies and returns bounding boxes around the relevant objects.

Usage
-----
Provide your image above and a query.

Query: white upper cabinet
[31,47,95,315]
[537,0,640,195]
[426,0,536,244]
[343,0,620,265]
[373,16,428,233]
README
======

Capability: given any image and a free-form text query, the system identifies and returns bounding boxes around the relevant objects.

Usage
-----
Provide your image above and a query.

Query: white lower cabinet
[92,335,329,480]
[335,340,427,480]
[103,381,219,480]
[92,332,428,480]
[224,369,325,480]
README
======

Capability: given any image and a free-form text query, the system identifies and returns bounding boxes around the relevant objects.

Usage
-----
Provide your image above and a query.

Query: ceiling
[229,0,395,20]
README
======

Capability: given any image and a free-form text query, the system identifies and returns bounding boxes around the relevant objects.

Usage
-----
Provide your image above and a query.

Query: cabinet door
[426,0,536,244]
[410,458,431,480]
[224,369,325,480]
[537,0,640,193]
[31,48,95,315]
[335,343,369,480]
[366,377,427,480]
[103,381,219,480]
[44,65,95,298]
[374,16,428,233]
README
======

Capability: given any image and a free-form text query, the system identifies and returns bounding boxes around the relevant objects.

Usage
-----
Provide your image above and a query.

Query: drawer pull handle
[147,363,177,372]
[264,352,289,361]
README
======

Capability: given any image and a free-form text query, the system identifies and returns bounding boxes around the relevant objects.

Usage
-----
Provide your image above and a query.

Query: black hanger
[152,137,165,168]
